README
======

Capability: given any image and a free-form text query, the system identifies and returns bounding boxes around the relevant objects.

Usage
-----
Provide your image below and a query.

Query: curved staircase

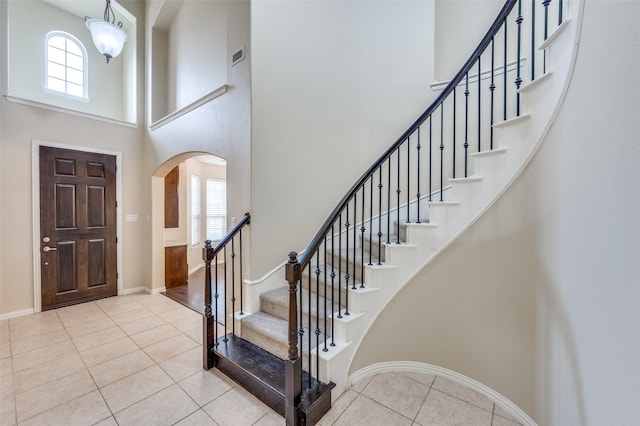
[207,1,584,424]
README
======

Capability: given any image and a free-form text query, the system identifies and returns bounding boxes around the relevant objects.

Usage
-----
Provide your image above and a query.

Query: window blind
[190,175,201,245]
[206,179,226,241]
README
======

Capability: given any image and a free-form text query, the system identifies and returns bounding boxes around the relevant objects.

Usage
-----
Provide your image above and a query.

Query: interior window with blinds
[206,179,226,241]
[190,175,201,246]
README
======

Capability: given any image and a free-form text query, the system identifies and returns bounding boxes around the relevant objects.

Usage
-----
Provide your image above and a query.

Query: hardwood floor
[162,265,226,316]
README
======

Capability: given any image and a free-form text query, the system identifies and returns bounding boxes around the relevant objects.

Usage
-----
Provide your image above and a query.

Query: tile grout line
[5,319,17,426]
[11,308,95,424]
[431,377,496,414]
[411,374,436,424]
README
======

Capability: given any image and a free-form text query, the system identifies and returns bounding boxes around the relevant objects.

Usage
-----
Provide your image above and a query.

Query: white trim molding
[149,85,228,131]
[0,308,35,321]
[5,96,138,128]
[32,140,124,313]
[150,286,166,295]
[430,58,527,91]
[350,361,536,426]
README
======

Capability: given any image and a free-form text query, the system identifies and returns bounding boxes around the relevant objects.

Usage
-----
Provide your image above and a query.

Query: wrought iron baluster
[531,0,536,81]
[307,264,312,390]
[490,37,496,150]
[337,214,342,319]
[464,73,470,177]
[369,177,373,266]
[223,247,228,342]
[239,229,244,315]
[429,116,433,201]
[353,196,358,289]
[478,57,482,152]
[361,184,367,286]
[453,88,457,178]
[377,165,383,264]
[559,0,563,25]
[298,267,304,392]
[516,0,523,116]
[504,17,508,121]
[387,159,391,244]
[214,254,219,346]
[543,0,550,73]
[416,127,422,223]
[344,205,350,315]
[330,225,336,346]
[323,236,328,352]
[315,250,321,380]
[231,238,236,336]
[396,148,401,244]
[407,137,411,224]
[440,102,445,201]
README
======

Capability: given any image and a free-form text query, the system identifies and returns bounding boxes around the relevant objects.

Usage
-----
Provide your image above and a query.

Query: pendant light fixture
[85,0,127,63]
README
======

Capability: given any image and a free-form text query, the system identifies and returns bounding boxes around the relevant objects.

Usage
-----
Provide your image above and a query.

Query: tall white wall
[250,0,437,277]
[352,1,640,424]
[167,1,227,112]
[434,0,504,81]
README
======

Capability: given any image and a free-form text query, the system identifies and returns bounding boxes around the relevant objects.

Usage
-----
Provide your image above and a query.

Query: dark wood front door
[39,146,117,310]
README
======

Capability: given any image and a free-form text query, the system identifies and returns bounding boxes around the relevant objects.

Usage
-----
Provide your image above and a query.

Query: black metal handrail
[296,0,517,271]
[202,212,250,369]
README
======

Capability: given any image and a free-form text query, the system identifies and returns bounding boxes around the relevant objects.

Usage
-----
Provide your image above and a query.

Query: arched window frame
[44,31,88,100]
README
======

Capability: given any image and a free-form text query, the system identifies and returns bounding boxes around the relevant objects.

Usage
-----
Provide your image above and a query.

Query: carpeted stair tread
[261,287,341,323]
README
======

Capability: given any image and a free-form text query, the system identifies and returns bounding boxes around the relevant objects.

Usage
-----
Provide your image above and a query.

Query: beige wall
[250,0,437,278]
[0,0,147,315]
[145,0,251,288]
[434,0,504,81]
[6,0,133,122]
[351,1,640,424]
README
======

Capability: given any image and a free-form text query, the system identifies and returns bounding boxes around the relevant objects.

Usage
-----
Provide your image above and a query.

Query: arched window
[45,32,87,99]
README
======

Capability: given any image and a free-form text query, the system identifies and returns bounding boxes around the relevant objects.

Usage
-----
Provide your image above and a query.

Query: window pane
[48,62,66,80]
[48,46,65,65]
[191,175,201,245]
[67,53,83,71]
[48,36,65,50]
[206,179,226,240]
[67,68,83,85]
[47,77,65,93]
[206,216,225,241]
[67,83,83,97]
[66,40,82,56]
[45,33,86,98]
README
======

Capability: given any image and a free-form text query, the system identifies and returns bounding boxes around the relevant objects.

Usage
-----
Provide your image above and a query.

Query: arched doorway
[150,152,226,314]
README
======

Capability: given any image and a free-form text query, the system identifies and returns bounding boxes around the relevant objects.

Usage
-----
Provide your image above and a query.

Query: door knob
[43,246,57,252]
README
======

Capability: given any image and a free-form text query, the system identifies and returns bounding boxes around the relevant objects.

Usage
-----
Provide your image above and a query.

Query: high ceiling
[40,0,134,30]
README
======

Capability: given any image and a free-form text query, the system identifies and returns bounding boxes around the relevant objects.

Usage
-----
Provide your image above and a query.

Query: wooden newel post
[284,251,302,426]
[203,240,215,370]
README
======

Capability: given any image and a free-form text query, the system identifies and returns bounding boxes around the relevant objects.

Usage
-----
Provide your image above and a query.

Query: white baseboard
[350,361,536,426]
[150,287,166,295]
[189,263,205,275]
[0,308,35,320]
[123,286,149,295]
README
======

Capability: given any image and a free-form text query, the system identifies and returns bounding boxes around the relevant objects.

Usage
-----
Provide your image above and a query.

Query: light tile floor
[0,294,522,425]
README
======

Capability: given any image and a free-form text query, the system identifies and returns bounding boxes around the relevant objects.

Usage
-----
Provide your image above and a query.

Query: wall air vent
[232,47,245,66]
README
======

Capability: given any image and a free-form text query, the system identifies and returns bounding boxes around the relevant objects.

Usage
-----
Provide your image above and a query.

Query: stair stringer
[310,0,584,403]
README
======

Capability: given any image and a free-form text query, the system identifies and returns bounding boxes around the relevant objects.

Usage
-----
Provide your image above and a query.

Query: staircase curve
[214,1,585,424]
